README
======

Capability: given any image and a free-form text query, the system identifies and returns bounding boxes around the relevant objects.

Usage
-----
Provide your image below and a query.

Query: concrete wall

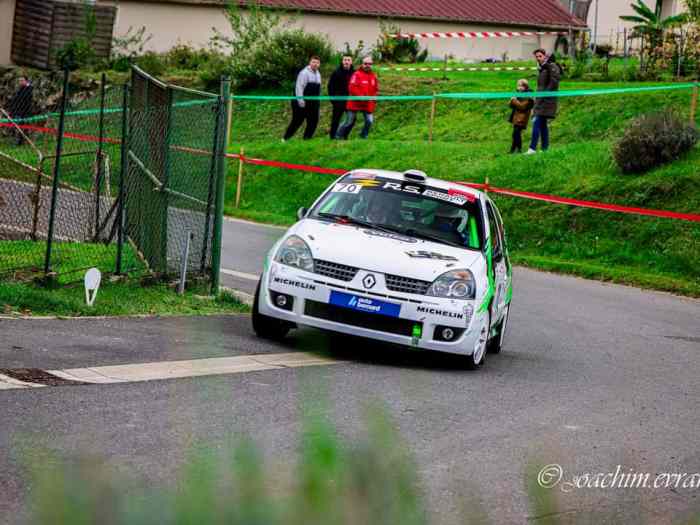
[112,1,560,62]
[0,0,17,65]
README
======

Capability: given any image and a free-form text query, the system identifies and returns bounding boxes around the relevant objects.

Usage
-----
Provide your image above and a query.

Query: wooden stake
[235,147,244,208]
[429,94,437,143]
[690,86,698,127]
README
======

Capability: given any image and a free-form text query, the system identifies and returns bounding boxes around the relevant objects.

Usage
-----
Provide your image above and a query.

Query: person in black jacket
[526,50,562,154]
[327,55,354,140]
[6,76,34,146]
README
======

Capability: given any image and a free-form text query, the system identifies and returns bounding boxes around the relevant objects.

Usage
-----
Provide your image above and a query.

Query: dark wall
[11,0,116,69]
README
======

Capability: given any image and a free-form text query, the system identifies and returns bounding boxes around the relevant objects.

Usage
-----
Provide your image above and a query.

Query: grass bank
[0,279,248,317]
[224,75,699,297]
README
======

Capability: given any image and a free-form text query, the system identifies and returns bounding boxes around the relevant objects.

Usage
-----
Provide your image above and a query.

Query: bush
[613,110,698,174]
[210,28,333,91]
[108,26,153,72]
[134,52,166,77]
[164,43,219,70]
[55,38,96,71]
[373,21,427,63]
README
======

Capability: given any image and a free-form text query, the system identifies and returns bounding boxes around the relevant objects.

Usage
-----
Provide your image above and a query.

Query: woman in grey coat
[526,49,562,154]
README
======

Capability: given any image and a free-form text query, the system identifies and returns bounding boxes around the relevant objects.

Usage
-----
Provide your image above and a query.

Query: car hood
[290,219,482,281]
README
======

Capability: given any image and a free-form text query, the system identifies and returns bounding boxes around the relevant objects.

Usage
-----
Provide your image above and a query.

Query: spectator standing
[336,56,378,140]
[327,55,354,140]
[526,49,562,154]
[6,76,34,146]
[508,79,534,154]
[283,56,322,141]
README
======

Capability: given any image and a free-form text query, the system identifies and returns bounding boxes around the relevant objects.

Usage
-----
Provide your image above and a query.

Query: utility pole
[568,0,575,58]
[592,0,599,53]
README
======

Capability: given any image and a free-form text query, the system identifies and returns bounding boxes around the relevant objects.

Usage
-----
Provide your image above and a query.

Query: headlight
[427,270,476,299]
[274,235,314,272]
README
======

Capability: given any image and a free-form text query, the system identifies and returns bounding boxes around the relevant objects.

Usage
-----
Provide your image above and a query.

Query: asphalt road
[1,218,700,524]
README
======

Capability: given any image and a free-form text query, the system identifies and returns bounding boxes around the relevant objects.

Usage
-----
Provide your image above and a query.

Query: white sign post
[84,268,102,307]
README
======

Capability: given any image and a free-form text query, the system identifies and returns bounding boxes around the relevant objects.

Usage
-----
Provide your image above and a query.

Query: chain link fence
[0,68,229,291]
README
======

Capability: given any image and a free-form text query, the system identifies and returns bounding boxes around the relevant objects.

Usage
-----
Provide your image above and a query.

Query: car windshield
[310,174,482,250]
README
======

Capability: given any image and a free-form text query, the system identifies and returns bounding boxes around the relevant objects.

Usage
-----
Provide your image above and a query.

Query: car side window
[485,201,502,260]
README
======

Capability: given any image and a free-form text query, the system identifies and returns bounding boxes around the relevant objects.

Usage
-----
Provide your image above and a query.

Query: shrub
[208,27,333,91]
[134,52,167,77]
[108,26,153,72]
[208,1,332,90]
[613,110,698,174]
[55,39,96,71]
[54,0,97,70]
[164,43,220,70]
[373,21,427,63]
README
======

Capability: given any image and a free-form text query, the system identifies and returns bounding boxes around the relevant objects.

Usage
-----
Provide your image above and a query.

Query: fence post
[235,147,244,208]
[428,94,437,143]
[94,72,107,239]
[691,85,698,127]
[116,83,129,275]
[227,92,234,146]
[210,76,232,294]
[44,68,70,278]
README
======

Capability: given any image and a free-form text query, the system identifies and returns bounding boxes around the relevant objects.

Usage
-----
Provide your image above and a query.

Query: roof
[249,0,588,29]
[347,169,482,199]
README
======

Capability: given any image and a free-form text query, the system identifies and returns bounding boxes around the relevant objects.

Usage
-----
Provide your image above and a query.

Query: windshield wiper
[316,213,397,235]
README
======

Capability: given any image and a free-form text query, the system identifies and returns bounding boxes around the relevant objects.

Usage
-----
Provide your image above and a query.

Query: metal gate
[122,67,230,289]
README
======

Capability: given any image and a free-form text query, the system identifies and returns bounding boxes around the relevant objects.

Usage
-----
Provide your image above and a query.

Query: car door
[485,199,509,324]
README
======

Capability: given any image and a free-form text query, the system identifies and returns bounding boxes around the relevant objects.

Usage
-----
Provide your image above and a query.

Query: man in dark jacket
[6,76,34,146]
[283,56,322,141]
[327,55,354,140]
[526,50,561,154]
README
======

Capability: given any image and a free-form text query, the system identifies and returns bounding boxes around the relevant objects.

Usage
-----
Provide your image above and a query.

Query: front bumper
[259,262,488,356]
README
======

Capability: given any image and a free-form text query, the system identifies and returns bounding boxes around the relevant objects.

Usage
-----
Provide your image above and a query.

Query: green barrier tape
[231,94,435,101]
[0,98,215,124]
[436,82,700,100]
[230,82,698,101]
[3,82,696,124]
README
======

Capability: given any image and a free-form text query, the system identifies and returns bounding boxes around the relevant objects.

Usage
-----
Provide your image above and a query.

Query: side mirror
[297,207,308,221]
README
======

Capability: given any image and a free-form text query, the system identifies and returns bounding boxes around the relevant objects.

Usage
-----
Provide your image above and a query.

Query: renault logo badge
[362,274,377,289]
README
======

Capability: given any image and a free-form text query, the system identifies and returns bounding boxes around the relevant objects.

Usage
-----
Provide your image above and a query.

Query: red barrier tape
[458,182,700,223]
[0,122,121,145]
[231,153,346,175]
[2,121,697,223]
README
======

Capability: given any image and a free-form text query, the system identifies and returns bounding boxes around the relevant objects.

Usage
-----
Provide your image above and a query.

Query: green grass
[0,240,143,284]
[224,73,700,297]
[0,279,248,317]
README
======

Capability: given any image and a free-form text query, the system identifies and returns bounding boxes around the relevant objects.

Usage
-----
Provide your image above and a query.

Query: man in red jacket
[335,56,378,139]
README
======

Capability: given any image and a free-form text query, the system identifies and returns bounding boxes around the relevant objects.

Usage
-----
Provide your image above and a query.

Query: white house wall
[588,0,684,47]
[0,0,17,65]
[113,2,560,62]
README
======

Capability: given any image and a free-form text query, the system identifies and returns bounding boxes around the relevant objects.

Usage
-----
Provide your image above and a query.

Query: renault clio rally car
[252,169,513,369]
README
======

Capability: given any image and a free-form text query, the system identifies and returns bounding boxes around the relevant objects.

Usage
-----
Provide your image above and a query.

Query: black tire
[252,280,292,341]
[464,313,489,370]
[487,304,510,355]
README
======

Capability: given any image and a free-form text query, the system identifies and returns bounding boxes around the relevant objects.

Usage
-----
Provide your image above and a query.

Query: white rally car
[252,169,513,369]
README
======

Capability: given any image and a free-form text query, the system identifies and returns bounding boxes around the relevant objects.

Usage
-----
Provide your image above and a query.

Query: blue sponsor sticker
[329,291,401,318]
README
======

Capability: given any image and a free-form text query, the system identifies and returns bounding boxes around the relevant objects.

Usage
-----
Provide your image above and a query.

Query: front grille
[314,259,358,282]
[305,300,420,337]
[385,274,431,295]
